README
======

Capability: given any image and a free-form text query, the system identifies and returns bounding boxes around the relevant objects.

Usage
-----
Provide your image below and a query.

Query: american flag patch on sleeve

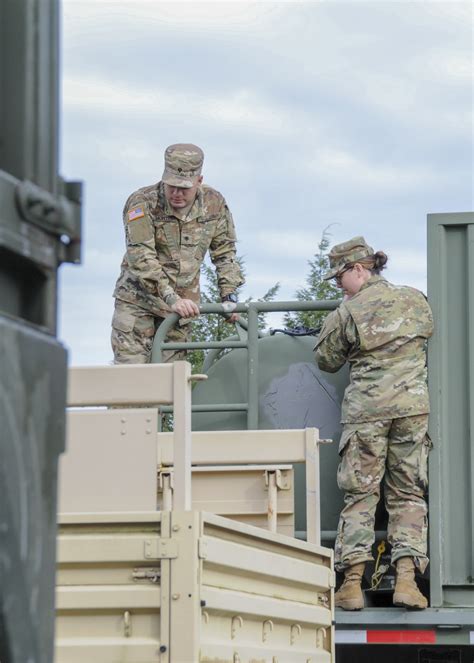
[128,207,145,222]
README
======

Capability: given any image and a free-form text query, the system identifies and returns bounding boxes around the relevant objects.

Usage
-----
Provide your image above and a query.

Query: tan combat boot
[335,563,365,610]
[393,557,428,609]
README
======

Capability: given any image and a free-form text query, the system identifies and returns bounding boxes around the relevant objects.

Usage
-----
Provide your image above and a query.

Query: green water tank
[191,332,350,535]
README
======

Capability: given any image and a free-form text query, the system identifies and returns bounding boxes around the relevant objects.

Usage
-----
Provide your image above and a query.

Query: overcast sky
[59,0,473,366]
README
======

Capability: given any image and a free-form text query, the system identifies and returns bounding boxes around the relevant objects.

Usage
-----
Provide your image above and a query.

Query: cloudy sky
[59,0,473,366]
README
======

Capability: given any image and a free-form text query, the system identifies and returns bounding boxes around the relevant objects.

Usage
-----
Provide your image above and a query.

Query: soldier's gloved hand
[171,298,200,318]
[222,293,239,323]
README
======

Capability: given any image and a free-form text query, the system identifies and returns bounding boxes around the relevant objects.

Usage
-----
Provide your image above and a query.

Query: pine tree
[283,229,340,331]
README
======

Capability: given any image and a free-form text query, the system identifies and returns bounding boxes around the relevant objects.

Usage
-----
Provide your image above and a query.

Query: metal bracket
[189,374,208,382]
[264,469,291,491]
[198,538,208,560]
[290,623,302,645]
[144,538,178,559]
[15,179,78,236]
[158,470,174,490]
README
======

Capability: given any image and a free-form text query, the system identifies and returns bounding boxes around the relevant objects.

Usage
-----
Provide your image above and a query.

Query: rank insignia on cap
[128,207,145,221]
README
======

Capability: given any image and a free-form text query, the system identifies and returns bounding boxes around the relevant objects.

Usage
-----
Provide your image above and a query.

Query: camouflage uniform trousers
[111,299,190,364]
[335,414,431,573]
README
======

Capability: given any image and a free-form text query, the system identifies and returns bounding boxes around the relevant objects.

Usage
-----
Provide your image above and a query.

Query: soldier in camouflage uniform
[112,144,244,363]
[314,236,433,610]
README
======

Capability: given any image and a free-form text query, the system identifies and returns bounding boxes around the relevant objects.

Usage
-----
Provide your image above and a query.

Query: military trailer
[56,212,474,662]
[149,211,474,663]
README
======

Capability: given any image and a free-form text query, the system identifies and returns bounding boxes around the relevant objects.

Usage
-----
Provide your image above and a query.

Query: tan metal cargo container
[56,364,334,662]
[56,510,334,662]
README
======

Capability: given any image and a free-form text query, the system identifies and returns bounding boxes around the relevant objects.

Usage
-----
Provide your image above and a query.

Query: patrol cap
[323,236,374,280]
[162,143,204,189]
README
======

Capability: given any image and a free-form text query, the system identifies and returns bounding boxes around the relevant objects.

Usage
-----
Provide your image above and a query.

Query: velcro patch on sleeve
[128,207,145,222]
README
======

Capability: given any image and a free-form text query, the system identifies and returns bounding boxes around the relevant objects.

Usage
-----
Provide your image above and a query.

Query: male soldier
[111,143,244,363]
[314,236,433,610]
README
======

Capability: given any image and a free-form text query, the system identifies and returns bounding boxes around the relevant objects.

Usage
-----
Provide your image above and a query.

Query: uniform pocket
[112,309,135,333]
[418,433,432,490]
[338,428,354,455]
[337,432,361,492]
[193,220,215,260]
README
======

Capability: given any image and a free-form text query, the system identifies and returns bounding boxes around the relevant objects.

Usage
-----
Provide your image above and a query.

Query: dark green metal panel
[0,0,58,188]
[427,212,474,608]
[0,314,67,663]
[0,0,82,334]
[0,1,83,660]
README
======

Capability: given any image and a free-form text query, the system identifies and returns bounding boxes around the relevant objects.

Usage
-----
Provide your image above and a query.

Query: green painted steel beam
[158,340,247,350]
[247,305,259,429]
[247,300,340,312]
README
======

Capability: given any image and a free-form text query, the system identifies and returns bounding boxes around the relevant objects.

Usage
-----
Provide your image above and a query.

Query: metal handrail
[152,299,340,428]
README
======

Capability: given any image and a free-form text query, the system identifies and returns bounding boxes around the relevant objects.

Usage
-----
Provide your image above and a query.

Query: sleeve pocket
[127,217,154,244]
[313,312,340,350]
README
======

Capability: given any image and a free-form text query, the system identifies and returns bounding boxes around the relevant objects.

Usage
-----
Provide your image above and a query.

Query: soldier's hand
[224,312,240,324]
[172,298,200,318]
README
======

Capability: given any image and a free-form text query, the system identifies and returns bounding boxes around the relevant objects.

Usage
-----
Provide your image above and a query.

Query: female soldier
[314,236,433,610]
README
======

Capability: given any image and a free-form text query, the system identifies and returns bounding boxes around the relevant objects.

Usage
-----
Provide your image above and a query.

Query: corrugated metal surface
[56,511,334,662]
[427,211,474,608]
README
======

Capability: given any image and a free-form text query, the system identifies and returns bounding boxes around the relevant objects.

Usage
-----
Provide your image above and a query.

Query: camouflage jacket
[314,276,434,423]
[113,182,244,316]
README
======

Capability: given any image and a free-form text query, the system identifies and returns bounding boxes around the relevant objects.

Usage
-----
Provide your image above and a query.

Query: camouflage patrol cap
[323,236,374,280]
[162,143,204,189]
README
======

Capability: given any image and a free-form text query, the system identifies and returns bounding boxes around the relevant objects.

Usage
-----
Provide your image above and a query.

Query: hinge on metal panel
[144,538,178,559]
[132,567,161,583]
[264,469,291,490]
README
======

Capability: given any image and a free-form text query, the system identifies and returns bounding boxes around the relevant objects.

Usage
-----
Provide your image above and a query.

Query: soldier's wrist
[222,293,238,304]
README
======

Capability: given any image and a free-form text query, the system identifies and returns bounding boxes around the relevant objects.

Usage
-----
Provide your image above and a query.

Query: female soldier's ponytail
[372,251,388,274]
[356,251,388,274]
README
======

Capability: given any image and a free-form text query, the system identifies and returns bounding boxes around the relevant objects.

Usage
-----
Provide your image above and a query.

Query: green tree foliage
[188,258,280,372]
[283,229,340,331]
